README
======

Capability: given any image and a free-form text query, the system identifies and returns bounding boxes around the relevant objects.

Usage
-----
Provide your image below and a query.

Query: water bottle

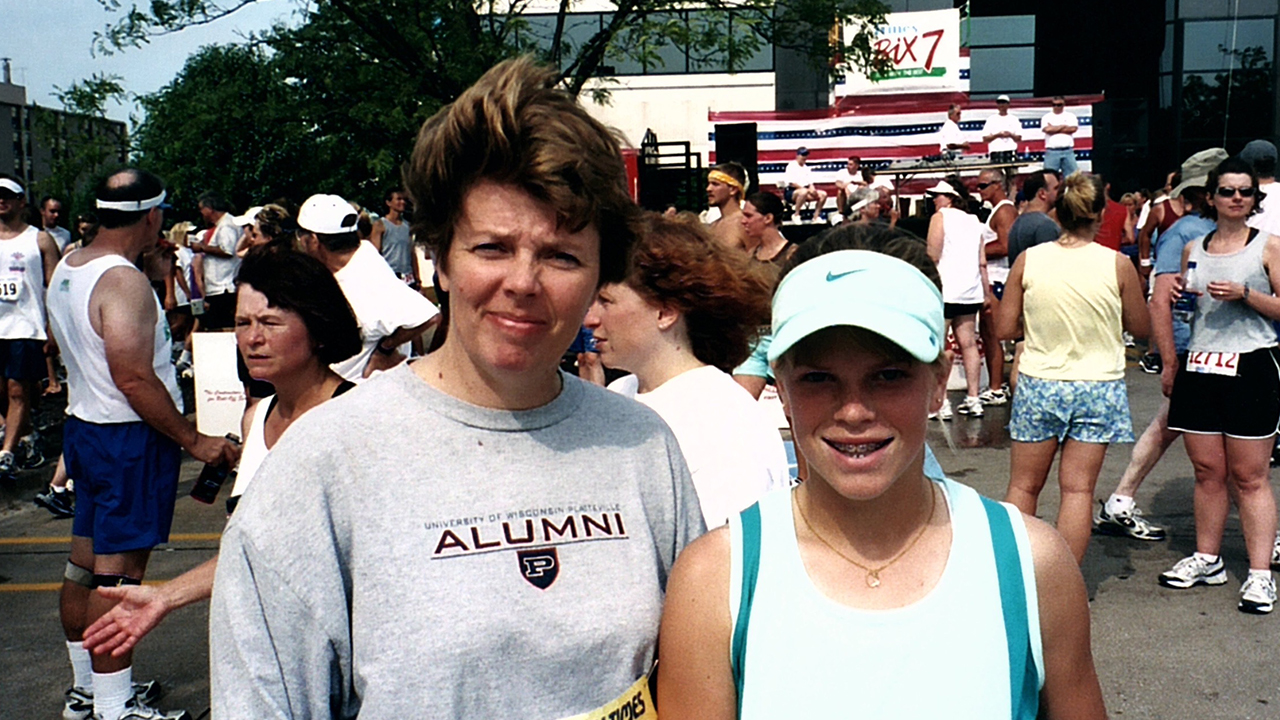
[1173,261,1198,323]
[190,434,240,504]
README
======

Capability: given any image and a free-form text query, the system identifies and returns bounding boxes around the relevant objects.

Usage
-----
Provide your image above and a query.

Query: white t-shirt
[783,160,815,189]
[203,213,242,296]
[833,168,863,190]
[331,241,439,382]
[938,118,967,153]
[609,365,790,528]
[1248,180,1280,237]
[981,113,1022,153]
[1040,110,1078,150]
[174,246,195,307]
[869,175,894,193]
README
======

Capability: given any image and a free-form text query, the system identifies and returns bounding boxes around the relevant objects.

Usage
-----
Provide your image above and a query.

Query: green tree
[1181,45,1274,149]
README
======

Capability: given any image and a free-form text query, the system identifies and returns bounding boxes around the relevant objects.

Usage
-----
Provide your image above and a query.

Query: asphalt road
[2,365,1277,719]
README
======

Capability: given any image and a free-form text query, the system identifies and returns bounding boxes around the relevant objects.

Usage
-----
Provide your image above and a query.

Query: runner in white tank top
[655,225,1105,720]
[0,176,62,474]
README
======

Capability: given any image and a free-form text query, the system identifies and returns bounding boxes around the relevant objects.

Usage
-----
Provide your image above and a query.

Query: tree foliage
[1181,45,1273,147]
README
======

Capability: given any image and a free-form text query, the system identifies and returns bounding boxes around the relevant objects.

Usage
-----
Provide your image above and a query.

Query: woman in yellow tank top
[996,173,1150,564]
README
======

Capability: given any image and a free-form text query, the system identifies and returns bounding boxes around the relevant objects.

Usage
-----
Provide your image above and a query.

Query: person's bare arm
[996,255,1026,340]
[1151,273,1179,396]
[97,267,237,466]
[1117,254,1150,339]
[191,254,207,297]
[926,213,944,263]
[1137,204,1163,278]
[1026,516,1107,720]
[82,558,218,657]
[656,528,737,720]
[369,220,385,253]
[37,231,59,286]
[362,315,442,377]
[1206,233,1280,321]
[987,205,1015,260]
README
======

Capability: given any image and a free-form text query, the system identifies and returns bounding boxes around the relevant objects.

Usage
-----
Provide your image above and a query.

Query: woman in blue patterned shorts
[996,172,1150,564]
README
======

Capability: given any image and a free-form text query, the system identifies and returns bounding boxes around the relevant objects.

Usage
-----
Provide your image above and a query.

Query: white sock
[1193,551,1220,564]
[66,640,93,691]
[1106,494,1135,516]
[1248,568,1273,582]
[93,666,132,720]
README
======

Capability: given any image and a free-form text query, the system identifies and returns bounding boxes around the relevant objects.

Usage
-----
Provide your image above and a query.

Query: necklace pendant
[866,570,882,588]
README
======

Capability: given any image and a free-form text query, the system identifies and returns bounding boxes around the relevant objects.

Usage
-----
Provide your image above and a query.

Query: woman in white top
[586,212,789,527]
[925,175,989,418]
[656,224,1105,720]
[80,248,361,657]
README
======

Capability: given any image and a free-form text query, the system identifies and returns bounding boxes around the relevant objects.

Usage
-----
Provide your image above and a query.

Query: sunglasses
[975,181,998,190]
[1216,186,1256,198]
[1052,103,1065,108]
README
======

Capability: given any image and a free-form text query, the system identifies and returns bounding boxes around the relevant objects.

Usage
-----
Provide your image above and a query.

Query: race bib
[560,666,655,720]
[1187,351,1240,377]
[0,275,22,302]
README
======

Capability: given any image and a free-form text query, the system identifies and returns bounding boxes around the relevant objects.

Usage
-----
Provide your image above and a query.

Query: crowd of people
[6,55,1280,720]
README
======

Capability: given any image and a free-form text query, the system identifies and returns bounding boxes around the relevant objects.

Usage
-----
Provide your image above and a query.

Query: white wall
[580,72,775,159]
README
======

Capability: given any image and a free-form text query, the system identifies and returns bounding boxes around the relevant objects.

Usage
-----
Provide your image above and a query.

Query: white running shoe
[1159,555,1228,589]
[1239,575,1276,614]
[956,395,984,417]
[930,398,954,421]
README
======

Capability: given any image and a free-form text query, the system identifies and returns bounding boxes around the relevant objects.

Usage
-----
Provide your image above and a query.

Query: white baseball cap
[297,194,358,235]
[232,206,264,227]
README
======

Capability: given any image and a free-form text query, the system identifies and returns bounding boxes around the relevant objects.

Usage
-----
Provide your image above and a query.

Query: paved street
[2,363,1277,719]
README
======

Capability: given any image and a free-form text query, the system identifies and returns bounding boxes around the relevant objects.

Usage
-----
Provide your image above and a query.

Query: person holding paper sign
[1163,156,1280,614]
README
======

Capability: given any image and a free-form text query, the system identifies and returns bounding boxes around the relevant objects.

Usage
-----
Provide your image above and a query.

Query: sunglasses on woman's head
[1216,186,1256,198]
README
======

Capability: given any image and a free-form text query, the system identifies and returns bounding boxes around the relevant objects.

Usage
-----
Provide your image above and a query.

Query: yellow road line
[0,532,222,546]
[1,579,166,593]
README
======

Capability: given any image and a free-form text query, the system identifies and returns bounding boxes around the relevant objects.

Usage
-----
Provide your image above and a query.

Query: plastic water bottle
[1173,261,1198,323]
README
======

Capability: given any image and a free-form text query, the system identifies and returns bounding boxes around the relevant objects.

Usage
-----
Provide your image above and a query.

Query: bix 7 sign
[835,8,965,97]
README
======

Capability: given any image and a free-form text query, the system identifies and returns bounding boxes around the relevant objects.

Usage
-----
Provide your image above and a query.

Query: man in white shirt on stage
[938,104,970,159]
[1041,96,1079,176]
[783,147,827,221]
[982,95,1022,164]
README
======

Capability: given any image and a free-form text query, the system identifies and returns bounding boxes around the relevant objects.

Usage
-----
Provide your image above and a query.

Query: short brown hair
[625,213,773,372]
[405,57,637,285]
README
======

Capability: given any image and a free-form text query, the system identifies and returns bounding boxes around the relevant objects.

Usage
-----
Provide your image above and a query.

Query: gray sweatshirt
[210,364,705,718]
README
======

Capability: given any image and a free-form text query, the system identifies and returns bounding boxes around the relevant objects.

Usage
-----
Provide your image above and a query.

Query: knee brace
[64,561,94,589]
[93,573,142,588]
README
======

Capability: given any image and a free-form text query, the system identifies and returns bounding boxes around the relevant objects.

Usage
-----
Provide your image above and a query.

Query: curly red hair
[625,213,774,372]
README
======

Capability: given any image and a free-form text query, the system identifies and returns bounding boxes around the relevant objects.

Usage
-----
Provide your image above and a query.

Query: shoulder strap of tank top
[1246,227,1261,245]
[333,380,356,397]
[730,501,762,718]
[979,495,1039,720]
[1202,229,1216,251]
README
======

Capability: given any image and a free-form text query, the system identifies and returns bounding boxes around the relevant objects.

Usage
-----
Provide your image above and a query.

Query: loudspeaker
[714,123,759,195]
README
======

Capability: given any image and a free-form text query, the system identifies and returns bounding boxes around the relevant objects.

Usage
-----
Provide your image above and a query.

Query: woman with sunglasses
[1162,157,1280,614]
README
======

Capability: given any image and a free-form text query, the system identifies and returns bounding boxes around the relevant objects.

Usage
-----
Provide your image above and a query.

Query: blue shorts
[67,417,181,555]
[1008,375,1135,444]
[0,338,46,380]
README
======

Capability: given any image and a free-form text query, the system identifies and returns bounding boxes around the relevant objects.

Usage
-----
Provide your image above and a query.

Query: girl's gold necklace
[794,484,937,589]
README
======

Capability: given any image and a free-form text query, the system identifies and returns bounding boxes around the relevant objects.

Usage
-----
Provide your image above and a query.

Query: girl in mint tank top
[655,224,1106,720]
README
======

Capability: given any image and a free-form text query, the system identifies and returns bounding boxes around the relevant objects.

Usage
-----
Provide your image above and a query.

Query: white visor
[0,178,24,195]
[96,190,167,212]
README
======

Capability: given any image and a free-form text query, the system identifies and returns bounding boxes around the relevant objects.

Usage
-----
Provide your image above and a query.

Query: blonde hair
[1054,172,1106,233]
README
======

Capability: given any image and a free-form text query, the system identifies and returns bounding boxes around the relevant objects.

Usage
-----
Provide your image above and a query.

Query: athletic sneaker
[1122,331,1137,348]
[1271,532,1280,569]
[64,681,163,720]
[1095,500,1166,541]
[96,696,190,720]
[978,386,1010,406]
[34,485,75,519]
[1139,353,1162,374]
[956,395,984,417]
[1159,555,1228,589]
[1238,575,1276,614]
[18,435,45,470]
[929,398,954,421]
[0,450,15,476]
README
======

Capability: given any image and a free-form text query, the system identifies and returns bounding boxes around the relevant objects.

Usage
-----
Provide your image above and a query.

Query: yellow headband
[708,169,744,193]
